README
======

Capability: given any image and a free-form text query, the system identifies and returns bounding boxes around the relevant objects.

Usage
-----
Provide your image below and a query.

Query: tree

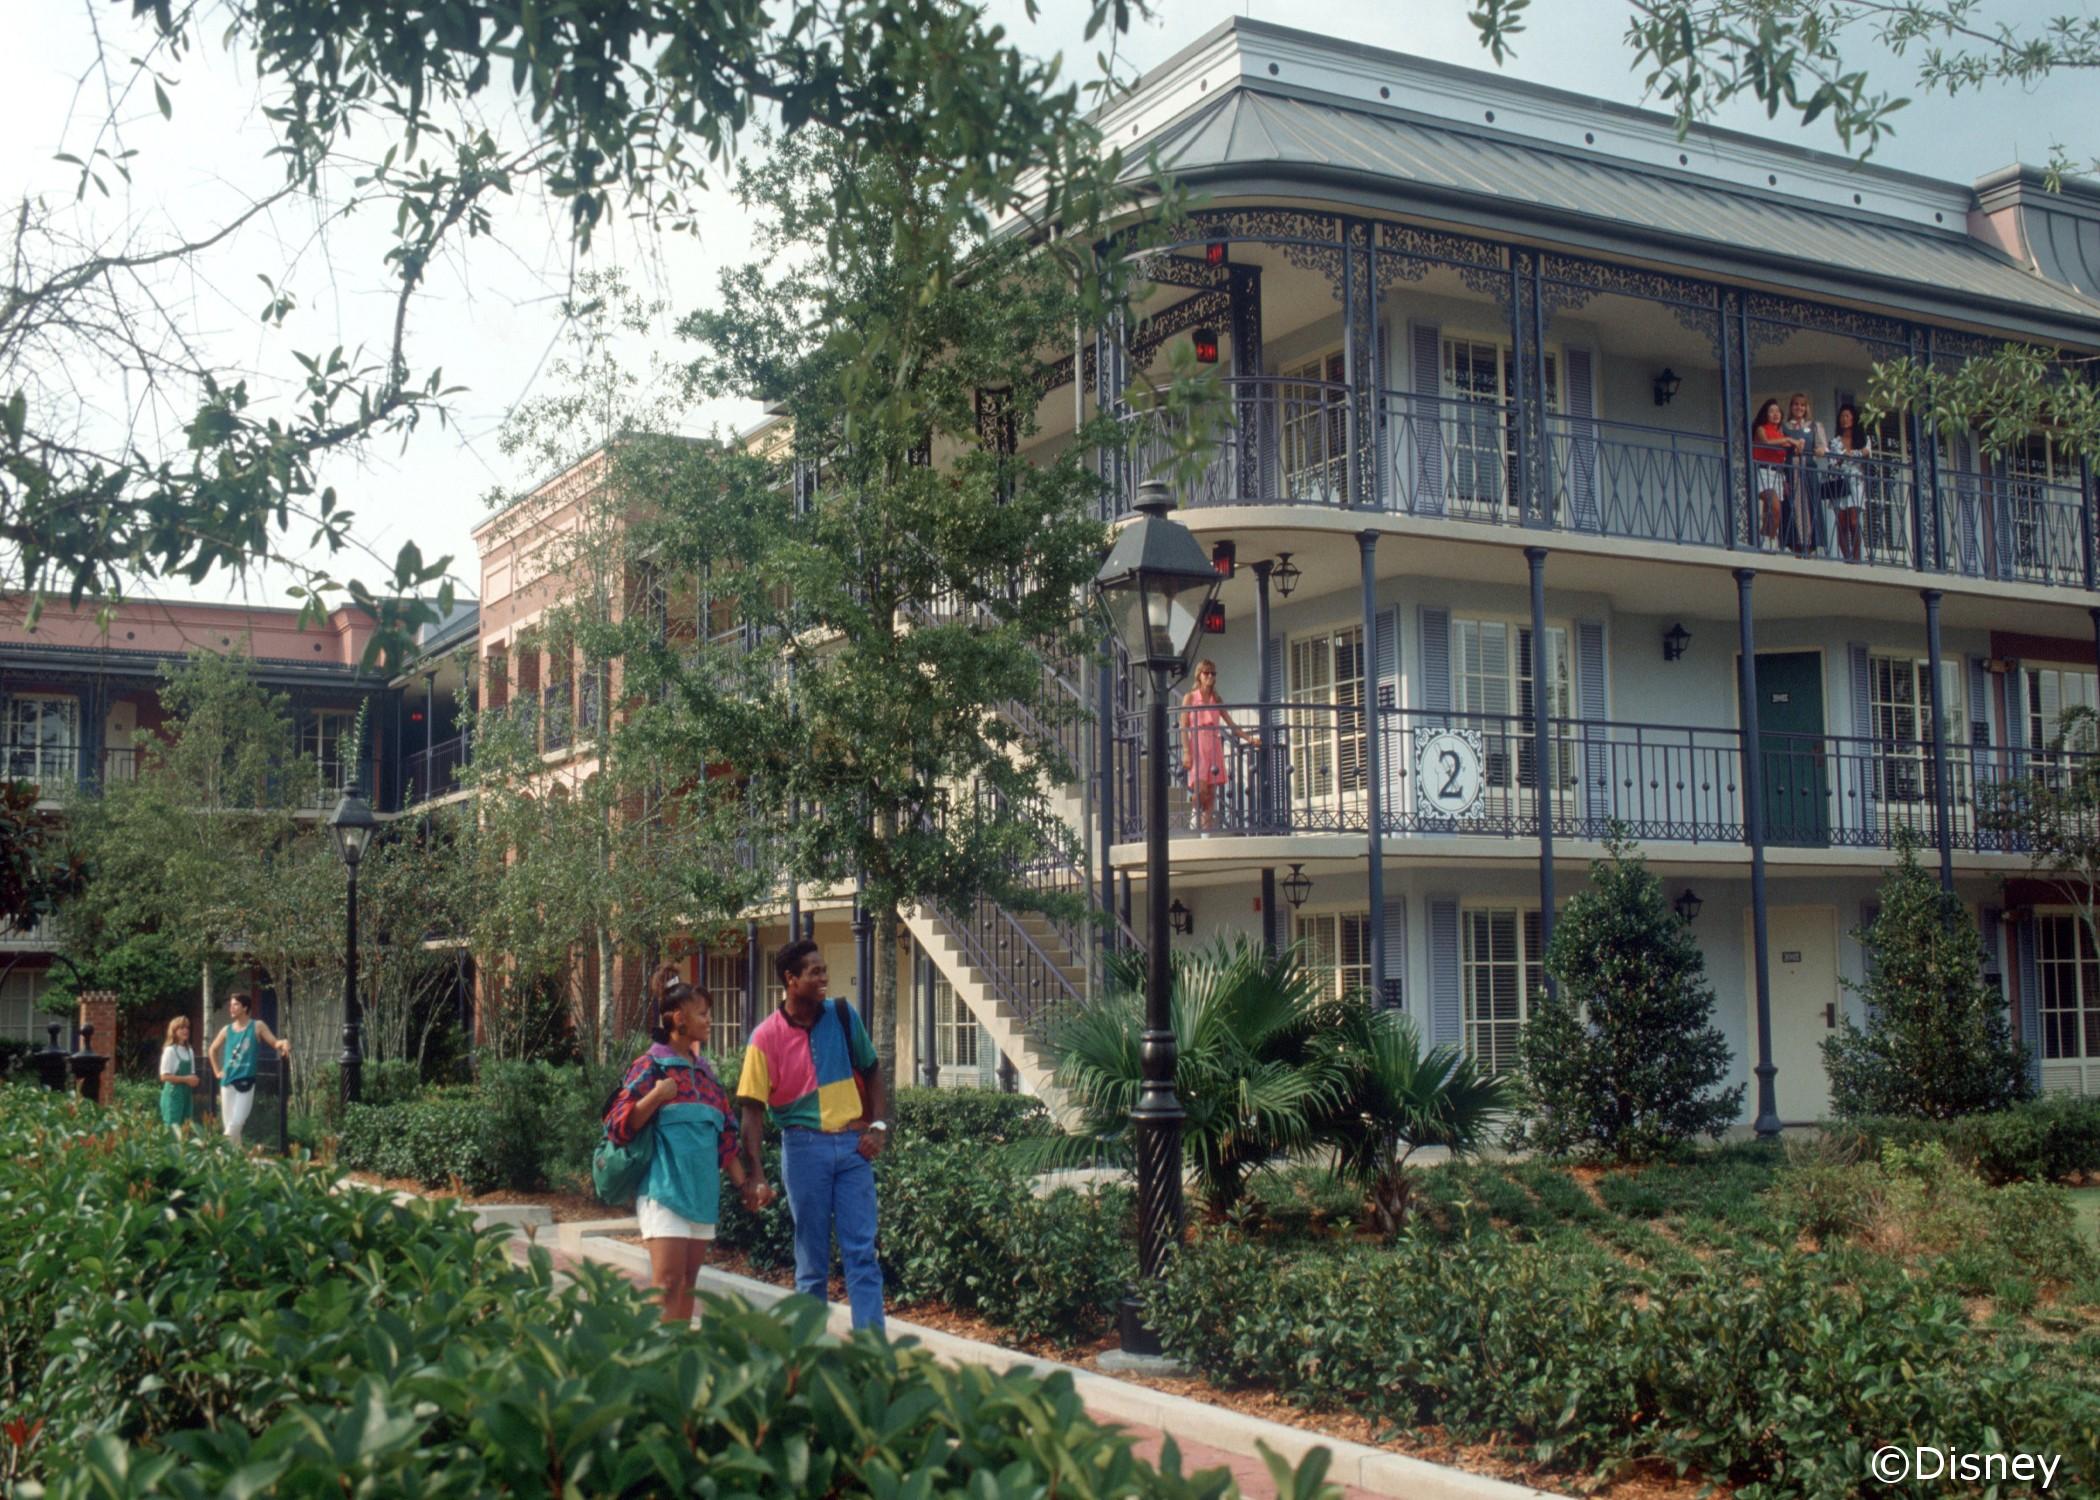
[1463,1,2099,468]
[1825,835,2031,1119]
[1511,836,1744,1161]
[13,0,1151,657]
[0,780,83,933]
[1980,703,2100,947]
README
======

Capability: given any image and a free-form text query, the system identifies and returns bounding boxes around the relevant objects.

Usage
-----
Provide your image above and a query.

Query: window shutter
[2015,918,2041,1091]
[1382,897,1408,1011]
[978,1032,998,1089]
[1419,606,1451,717]
[1428,897,1460,1047]
[1858,901,1882,991]
[1411,323,1443,512]
[1980,906,2004,1005]
[1577,619,1607,832]
[1847,644,1875,843]
[1376,608,1402,814]
[1564,348,1597,531]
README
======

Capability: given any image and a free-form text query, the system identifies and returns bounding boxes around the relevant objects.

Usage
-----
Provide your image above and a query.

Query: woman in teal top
[158,1015,201,1128]
[206,993,290,1147]
[606,966,772,1323]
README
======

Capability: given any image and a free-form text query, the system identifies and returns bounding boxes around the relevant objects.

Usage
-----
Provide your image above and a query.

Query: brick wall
[75,990,118,1104]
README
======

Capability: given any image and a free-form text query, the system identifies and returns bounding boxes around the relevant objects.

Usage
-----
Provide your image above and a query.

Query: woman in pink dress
[1180,660,1254,831]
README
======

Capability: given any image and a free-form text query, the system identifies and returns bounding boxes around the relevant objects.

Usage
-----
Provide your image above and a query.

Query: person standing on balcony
[736,939,887,1334]
[1181,659,1255,832]
[1783,392,1828,556]
[1828,403,1873,564]
[206,993,289,1147]
[157,1015,201,1130]
[607,965,771,1324]
[1752,398,1794,546]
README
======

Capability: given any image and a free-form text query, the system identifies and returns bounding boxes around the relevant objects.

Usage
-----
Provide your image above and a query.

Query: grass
[2073,1185,2100,1249]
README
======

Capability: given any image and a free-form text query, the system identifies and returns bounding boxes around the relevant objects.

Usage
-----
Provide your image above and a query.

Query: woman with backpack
[605,965,773,1323]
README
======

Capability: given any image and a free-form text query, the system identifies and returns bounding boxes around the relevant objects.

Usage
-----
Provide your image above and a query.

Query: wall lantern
[1673,888,1703,924]
[1204,241,1227,267]
[1191,328,1220,365]
[1211,539,1237,578]
[1282,863,1313,910]
[1200,599,1228,635]
[1662,622,1692,662]
[1271,552,1301,599]
[1167,898,1194,935]
[1653,368,1682,407]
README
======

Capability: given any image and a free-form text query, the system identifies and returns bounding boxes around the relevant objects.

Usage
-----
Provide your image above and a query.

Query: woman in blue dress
[606,965,773,1323]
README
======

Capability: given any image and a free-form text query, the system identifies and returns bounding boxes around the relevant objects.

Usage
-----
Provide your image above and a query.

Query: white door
[1747,906,1840,1123]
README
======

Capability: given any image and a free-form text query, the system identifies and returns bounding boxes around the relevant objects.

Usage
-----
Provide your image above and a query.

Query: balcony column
[744,920,761,1041]
[1526,547,1555,968]
[1735,569,1781,1138]
[1507,252,1530,526]
[1097,635,1118,953]
[1716,288,1740,552]
[1735,295,1757,548]
[1529,252,1552,529]
[1913,327,1940,571]
[1253,558,1279,956]
[1359,531,1387,998]
[1922,590,1957,892]
[1229,264,1263,503]
[2081,455,2096,592]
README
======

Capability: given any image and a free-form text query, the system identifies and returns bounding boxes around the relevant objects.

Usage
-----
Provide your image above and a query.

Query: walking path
[470,1206,1554,1500]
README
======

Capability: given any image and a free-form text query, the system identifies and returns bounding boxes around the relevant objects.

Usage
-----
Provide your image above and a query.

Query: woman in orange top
[1180,659,1255,831]
[1750,397,1799,547]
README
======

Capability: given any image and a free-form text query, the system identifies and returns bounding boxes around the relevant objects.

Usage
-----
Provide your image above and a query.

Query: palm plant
[1325,1006,1511,1235]
[1029,938,1352,1214]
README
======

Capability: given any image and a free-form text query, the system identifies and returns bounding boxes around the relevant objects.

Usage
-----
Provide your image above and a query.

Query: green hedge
[890,1086,1050,1144]
[1148,1230,2099,1497]
[1832,1095,2100,1183]
[0,1087,1313,1498]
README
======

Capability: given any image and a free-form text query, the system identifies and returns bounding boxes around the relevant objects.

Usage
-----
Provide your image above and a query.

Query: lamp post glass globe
[328,786,377,869]
[1092,479,1224,679]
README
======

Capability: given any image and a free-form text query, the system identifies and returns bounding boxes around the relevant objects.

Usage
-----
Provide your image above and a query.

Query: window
[1287,626,1367,811]
[0,969,46,1045]
[1295,911,1373,1003]
[932,972,979,1073]
[704,950,746,1055]
[3,696,79,786]
[2035,913,2100,1063]
[1441,339,1559,515]
[1462,907,1544,1075]
[1869,655,1967,814]
[2026,666,2098,754]
[2006,433,2074,575]
[302,711,358,804]
[1453,617,1575,805]
[1279,352,1347,501]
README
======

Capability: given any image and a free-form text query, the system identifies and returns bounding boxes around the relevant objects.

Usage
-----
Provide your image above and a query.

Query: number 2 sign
[1414,729,1487,818]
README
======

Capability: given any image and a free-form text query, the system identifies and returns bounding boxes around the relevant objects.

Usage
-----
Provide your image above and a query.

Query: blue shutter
[1980,906,2005,1017]
[1382,897,1407,1011]
[1565,349,1597,531]
[1848,644,1875,846]
[1428,897,1461,1047]
[2004,662,2027,802]
[2016,918,2041,1091]
[1967,657,1993,850]
[1376,608,1402,816]
[1577,619,1607,833]
[1419,606,1451,718]
[1411,323,1443,512]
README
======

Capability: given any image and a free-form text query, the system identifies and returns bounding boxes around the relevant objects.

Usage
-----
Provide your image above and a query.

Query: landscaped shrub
[1512,837,1743,1161]
[891,1085,1049,1145]
[1826,838,2031,1119]
[1834,1094,2100,1182]
[0,1087,1304,1498]
[335,1095,498,1189]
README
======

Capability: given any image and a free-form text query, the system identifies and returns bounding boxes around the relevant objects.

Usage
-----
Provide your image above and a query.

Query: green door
[1738,651,1829,847]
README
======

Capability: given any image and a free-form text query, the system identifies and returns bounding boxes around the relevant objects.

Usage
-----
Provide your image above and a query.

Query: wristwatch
[868,1120,889,1132]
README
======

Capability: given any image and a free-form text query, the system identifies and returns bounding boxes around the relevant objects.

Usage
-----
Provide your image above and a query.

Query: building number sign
[1414,728,1487,818]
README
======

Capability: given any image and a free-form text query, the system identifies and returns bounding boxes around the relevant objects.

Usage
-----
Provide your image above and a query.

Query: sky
[4,0,2093,613]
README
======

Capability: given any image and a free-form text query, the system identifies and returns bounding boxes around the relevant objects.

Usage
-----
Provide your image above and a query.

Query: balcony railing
[1115,701,2088,855]
[1116,377,2095,592]
[402,734,470,805]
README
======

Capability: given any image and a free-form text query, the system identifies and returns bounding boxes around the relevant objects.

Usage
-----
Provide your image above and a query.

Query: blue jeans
[779,1127,884,1334]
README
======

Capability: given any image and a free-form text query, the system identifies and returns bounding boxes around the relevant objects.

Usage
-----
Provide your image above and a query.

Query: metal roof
[1138,88,2100,335]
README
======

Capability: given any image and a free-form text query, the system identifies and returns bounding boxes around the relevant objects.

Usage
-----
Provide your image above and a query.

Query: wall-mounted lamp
[1200,599,1228,635]
[1652,368,1682,407]
[1168,898,1194,935]
[1204,241,1228,267]
[1282,863,1313,910]
[1662,622,1692,662]
[1271,553,1301,599]
[1211,540,1237,579]
[1192,327,1220,365]
[1673,888,1703,924]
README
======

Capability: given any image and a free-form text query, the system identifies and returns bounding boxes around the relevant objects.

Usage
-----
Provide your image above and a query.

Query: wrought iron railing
[402,734,470,805]
[1938,465,2086,588]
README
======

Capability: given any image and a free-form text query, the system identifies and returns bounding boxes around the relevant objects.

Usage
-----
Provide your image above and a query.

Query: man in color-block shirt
[738,938,888,1332]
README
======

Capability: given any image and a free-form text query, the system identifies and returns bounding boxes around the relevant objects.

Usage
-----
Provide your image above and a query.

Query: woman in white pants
[207,993,290,1146]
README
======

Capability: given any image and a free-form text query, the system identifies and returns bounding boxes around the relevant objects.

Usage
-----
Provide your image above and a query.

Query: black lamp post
[329,784,377,1110]
[1093,475,1224,1358]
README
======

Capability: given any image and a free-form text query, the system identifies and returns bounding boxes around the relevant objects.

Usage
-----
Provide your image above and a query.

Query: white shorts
[636,1195,716,1242]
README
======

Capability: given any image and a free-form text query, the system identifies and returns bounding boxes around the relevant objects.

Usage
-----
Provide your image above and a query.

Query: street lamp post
[1092,476,1224,1359]
[328,784,378,1111]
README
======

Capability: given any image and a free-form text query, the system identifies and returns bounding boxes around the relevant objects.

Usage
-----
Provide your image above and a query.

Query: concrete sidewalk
[524,1216,1556,1500]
